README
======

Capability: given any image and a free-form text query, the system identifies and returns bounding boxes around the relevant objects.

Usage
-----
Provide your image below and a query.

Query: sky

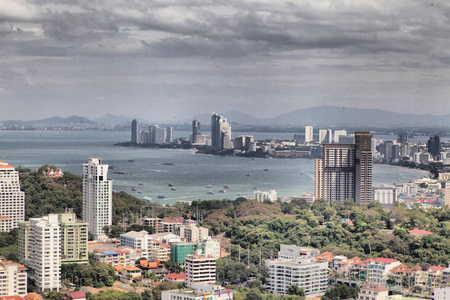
[2,0,450,122]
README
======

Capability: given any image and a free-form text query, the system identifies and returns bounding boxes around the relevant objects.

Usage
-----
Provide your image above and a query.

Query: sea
[0,130,431,204]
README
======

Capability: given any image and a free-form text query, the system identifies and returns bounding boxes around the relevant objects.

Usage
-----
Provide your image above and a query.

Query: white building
[319,129,332,144]
[162,284,232,300]
[185,255,216,287]
[334,130,347,143]
[82,158,112,241]
[28,214,61,291]
[367,258,401,285]
[166,127,173,143]
[0,260,28,296]
[254,190,277,203]
[149,125,166,145]
[373,186,398,205]
[0,161,25,231]
[266,258,328,297]
[434,286,450,300]
[277,244,319,260]
[305,126,313,143]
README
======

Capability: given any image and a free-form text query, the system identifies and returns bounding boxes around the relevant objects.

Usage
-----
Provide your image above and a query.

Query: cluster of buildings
[131,119,173,145]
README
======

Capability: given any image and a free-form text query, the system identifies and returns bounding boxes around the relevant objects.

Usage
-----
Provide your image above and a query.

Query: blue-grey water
[0,130,429,204]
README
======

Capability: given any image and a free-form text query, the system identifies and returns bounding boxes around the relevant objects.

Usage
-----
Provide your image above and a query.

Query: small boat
[264,169,269,171]
[253,186,258,190]
[245,174,250,176]
[138,182,144,186]
[206,185,213,188]
[128,160,134,162]
[138,191,142,194]
[143,196,152,201]
[218,189,226,193]
[113,171,126,175]
[131,187,137,191]
[163,163,174,166]
[207,191,214,195]
[157,195,167,199]
[223,185,230,189]
[170,188,176,191]
[168,183,174,187]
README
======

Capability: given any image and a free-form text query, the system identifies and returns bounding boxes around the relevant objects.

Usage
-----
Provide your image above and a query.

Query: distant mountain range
[3,106,450,128]
[176,106,450,128]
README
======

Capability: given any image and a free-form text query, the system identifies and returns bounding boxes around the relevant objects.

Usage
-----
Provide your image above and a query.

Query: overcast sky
[2,0,450,121]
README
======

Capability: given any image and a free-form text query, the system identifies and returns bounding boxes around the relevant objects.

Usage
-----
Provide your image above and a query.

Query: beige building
[0,161,25,231]
[176,224,209,243]
[358,284,388,300]
[0,260,27,296]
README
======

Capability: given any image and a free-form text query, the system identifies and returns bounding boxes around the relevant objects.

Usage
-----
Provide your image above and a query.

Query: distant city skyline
[2,1,450,121]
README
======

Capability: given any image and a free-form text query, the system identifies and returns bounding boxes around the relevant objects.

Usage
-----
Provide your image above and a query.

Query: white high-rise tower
[82,158,112,241]
[305,126,314,143]
[0,160,25,231]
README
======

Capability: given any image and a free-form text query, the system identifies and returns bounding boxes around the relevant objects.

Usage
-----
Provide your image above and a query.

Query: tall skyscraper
[305,126,313,143]
[0,160,25,231]
[131,119,140,144]
[192,120,201,143]
[166,127,173,143]
[82,158,112,241]
[428,135,440,160]
[315,132,372,204]
[355,132,373,204]
[211,113,232,150]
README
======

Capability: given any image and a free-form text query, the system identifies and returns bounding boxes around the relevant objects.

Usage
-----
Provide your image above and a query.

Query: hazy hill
[30,115,95,125]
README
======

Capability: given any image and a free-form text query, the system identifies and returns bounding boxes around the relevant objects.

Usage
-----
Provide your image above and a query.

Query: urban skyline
[2,1,450,121]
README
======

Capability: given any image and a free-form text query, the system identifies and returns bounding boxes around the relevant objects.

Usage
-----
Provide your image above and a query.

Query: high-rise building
[334,130,347,143]
[192,120,201,143]
[315,132,372,204]
[28,214,61,291]
[166,127,173,143]
[0,161,25,231]
[428,135,440,160]
[355,132,373,204]
[305,126,313,143]
[211,113,232,150]
[319,129,332,144]
[383,141,393,160]
[19,212,88,267]
[185,254,216,287]
[397,132,408,145]
[82,158,112,241]
[149,125,166,145]
[59,212,89,264]
[131,119,140,144]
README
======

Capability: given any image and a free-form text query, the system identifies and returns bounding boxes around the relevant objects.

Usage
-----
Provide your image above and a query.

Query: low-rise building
[367,258,401,285]
[357,284,388,300]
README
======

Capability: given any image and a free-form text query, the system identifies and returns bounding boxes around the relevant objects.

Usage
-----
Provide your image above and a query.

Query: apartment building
[175,224,209,243]
[357,284,388,300]
[0,260,27,296]
[266,258,328,298]
[367,258,401,285]
[185,255,216,287]
[0,161,25,231]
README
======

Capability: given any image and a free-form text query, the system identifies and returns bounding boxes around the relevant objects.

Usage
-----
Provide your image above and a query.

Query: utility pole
[247,244,250,267]
[259,248,262,266]
[238,246,241,263]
